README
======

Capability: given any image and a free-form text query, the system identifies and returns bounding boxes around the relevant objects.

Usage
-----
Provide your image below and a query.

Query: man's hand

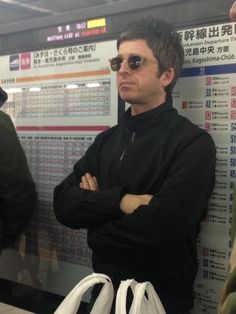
[120,194,153,214]
[80,173,99,191]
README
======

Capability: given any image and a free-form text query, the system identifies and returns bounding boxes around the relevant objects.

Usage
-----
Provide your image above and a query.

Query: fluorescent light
[5,87,22,93]
[29,87,41,92]
[86,82,101,88]
[66,84,78,89]
[0,0,55,13]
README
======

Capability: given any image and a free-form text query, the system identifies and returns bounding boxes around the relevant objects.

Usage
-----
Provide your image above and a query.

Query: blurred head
[116,17,184,95]
[229,2,236,21]
[0,87,8,107]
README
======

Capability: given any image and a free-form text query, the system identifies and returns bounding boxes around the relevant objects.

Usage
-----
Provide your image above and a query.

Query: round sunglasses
[109,55,157,72]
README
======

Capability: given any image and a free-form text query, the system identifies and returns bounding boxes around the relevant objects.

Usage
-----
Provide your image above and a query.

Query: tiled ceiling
[0,0,119,27]
[0,0,181,35]
[0,0,233,36]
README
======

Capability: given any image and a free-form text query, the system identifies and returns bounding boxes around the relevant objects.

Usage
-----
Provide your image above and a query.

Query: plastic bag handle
[115,279,137,314]
[54,273,113,314]
[130,281,166,314]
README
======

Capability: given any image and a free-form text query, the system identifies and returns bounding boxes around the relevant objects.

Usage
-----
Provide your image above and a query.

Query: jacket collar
[121,95,175,133]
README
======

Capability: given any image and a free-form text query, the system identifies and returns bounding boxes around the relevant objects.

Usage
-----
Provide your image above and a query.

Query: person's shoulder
[175,112,205,134]
[173,112,215,148]
[0,111,15,129]
[94,124,120,142]
[0,110,11,121]
[83,124,120,158]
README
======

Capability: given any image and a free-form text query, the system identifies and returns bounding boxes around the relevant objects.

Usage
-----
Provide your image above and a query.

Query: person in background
[53,17,216,314]
[229,1,236,21]
[0,87,36,253]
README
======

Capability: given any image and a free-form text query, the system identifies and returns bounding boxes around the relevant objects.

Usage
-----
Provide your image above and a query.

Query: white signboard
[0,40,118,295]
[0,22,236,312]
[174,22,236,313]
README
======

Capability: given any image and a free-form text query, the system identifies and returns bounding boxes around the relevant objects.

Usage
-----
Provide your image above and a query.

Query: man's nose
[118,59,131,73]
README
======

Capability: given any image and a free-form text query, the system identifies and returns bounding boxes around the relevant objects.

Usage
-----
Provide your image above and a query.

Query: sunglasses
[109,55,147,72]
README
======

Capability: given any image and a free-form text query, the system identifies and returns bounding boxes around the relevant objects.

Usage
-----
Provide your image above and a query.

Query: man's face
[116,39,172,110]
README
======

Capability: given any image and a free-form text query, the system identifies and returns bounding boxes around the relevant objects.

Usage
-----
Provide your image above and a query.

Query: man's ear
[161,67,175,88]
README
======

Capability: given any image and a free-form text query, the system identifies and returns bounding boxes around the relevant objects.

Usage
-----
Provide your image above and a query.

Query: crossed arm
[80,173,153,214]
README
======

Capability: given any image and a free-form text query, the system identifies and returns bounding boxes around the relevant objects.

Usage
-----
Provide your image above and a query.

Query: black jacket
[0,111,36,251]
[54,97,216,311]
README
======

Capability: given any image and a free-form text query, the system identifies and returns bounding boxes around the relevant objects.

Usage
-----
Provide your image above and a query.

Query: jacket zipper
[120,131,136,163]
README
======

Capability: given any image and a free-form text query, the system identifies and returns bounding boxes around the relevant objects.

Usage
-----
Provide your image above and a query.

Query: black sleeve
[87,133,216,253]
[53,137,125,229]
[0,115,37,248]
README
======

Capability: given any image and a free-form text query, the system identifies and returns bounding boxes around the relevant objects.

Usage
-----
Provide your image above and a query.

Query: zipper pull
[120,149,126,161]
[131,132,136,143]
[120,132,136,162]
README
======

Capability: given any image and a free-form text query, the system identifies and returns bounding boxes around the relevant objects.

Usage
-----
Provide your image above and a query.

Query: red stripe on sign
[16,125,109,132]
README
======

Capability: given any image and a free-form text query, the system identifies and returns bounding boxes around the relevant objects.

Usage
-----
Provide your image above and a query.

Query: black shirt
[54,96,216,311]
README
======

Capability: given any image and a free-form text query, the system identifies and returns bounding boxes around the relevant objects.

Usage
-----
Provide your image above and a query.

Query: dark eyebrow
[116,54,143,59]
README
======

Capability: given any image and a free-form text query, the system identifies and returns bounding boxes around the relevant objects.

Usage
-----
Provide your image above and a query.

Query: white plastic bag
[130,281,166,314]
[116,279,166,314]
[54,273,114,314]
[115,279,137,313]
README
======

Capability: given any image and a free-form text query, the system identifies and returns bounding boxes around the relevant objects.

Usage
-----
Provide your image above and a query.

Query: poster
[0,22,235,312]
[0,40,118,294]
[174,22,236,313]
